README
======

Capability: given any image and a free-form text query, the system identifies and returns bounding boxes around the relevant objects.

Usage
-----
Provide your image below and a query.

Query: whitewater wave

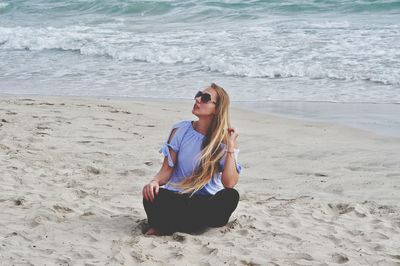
[1,25,399,87]
[0,2,9,8]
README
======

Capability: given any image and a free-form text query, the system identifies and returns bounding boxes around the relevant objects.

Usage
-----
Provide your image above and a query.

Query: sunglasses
[194,91,217,104]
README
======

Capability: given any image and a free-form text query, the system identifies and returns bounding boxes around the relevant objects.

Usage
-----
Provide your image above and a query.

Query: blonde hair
[172,83,233,196]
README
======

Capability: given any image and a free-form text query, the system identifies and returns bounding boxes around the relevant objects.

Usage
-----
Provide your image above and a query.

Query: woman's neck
[193,119,212,136]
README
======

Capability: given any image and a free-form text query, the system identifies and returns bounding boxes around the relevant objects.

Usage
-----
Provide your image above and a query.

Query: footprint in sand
[95,123,113,127]
[118,169,146,177]
[134,123,156,127]
[36,126,51,130]
[31,215,49,227]
[80,211,95,218]
[227,218,240,229]
[35,132,50,137]
[200,245,218,255]
[18,98,35,102]
[56,258,72,265]
[66,179,84,188]
[86,166,100,175]
[4,232,18,238]
[97,104,113,108]
[129,249,146,263]
[77,140,91,144]
[373,244,385,251]
[52,204,74,214]
[386,173,400,178]
[0,143,10,150]
[326,234,342,245]
[132,132,143,137]
[240,259,259,265]
[172,232,186,242]
[370,232,390,240]
[132,219,149,236]
[73,189,89,199]
[328,203,354,215]
[295,171,328,177]
[82,233,98,242]
[14,198,25,206]
[292,253,315,263]
[331,253,349,264]
[347,229,364,236]
[220,218,241,233]
[276,232,302,242]
[237,229,249,236]
[72,250,95,260]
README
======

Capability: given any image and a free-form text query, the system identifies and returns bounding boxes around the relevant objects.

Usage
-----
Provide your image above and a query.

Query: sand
[1,95,399,265]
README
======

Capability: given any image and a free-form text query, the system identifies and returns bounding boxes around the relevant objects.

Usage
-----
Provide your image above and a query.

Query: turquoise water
[0,0,399,103]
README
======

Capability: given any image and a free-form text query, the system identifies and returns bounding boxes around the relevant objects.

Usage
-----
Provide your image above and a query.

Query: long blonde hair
[172,83,232,196]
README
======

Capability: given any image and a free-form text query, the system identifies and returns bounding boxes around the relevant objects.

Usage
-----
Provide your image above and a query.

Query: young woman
[142,83,242,236]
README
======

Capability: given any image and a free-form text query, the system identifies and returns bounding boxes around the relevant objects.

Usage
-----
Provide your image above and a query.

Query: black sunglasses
[194,91,217,104]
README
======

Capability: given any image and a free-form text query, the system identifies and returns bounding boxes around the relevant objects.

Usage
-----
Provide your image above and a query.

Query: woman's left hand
[228,127,239,149]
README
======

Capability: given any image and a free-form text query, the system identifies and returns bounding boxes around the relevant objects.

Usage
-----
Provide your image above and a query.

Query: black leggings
[143,188,239,235]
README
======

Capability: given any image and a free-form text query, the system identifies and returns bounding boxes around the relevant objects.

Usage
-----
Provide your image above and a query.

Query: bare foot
[144,227,159,236]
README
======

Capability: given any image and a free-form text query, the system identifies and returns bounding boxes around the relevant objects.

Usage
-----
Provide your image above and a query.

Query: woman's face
[192,87,218,117]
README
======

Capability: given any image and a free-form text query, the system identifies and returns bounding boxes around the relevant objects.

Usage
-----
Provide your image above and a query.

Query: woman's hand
[142,180,159,202]
[228,127,239,150]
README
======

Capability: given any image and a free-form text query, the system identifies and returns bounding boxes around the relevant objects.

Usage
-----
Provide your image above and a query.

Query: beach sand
[1,95,399,265]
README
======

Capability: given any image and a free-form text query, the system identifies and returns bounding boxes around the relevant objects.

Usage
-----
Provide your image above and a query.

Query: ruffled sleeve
[158,121,185,168]
[219,148,243,174]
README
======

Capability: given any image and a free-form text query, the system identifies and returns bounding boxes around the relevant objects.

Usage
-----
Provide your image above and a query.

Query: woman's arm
[143,128,178,202]
[151,151,176,186]
[221,141,239,188]
[221,127,240,188]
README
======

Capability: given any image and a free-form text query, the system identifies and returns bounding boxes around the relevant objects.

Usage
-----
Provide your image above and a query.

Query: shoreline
[232,100,400,139]
[1,92,399,139]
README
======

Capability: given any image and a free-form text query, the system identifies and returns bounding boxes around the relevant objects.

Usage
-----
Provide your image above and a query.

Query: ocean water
[1,0,399,103]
